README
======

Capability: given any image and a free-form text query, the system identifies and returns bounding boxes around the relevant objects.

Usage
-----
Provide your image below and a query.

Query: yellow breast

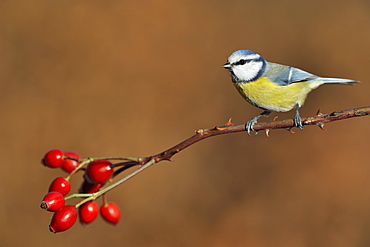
[234,77,314,112]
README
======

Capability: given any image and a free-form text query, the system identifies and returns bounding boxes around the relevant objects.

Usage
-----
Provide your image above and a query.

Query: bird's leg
[245,111,271,136]
[294,105,304,130]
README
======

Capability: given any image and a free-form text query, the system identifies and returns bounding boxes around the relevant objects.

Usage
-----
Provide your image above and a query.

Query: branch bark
[146,106,370,163]
[65,106,369,205]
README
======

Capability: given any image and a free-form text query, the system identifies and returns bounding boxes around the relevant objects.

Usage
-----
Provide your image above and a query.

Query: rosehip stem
[95,158,155,196]
[65,156,139,180]
[70,158,156,208]
[65,193,94,201]
[102,193,107,205]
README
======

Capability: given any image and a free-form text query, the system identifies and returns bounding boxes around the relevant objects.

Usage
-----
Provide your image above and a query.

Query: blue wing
[264,62,317,86]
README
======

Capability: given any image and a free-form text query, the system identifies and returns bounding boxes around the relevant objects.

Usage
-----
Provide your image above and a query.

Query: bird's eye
[239,59,246,65]
[236,59,248,66]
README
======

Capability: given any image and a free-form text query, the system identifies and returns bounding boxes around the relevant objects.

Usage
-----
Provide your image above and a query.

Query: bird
[223,50,359,135]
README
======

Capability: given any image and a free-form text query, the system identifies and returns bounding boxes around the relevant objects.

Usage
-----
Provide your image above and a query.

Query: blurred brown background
[0,1,369,246]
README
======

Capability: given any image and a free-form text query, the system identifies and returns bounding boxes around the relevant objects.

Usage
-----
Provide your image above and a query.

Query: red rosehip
[79,201,99,225]
[62,151,81,173]
[78,179,102,193]
[100,202,120,225]
[49,177,71,196]
[86,160,113,184]
[41,191,65,212]
[42,149,64,168]
[49,205,77,233]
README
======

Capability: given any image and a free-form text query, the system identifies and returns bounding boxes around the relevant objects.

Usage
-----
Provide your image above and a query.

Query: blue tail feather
[321,77,360,85]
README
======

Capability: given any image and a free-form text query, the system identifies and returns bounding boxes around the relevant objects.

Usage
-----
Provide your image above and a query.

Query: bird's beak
[223,62,231,69]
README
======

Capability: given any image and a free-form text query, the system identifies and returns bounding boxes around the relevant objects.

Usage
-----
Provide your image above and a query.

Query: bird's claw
[294,114,304,130]
[245,119,257,136]
[293,105,304,130]
[245,111,270,136]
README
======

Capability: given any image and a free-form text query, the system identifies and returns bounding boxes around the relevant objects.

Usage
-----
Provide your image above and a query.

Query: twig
[68,106,369,201]
[143,106,370,164]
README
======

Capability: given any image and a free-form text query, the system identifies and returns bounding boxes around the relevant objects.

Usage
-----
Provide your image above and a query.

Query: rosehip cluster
[40,149,122,233]
[42,149,80,173]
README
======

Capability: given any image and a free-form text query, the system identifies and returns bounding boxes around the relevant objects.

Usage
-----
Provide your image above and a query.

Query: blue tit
[223,50,359,135]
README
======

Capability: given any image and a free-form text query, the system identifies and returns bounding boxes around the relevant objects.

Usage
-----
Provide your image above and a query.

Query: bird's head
[223,50,267,83]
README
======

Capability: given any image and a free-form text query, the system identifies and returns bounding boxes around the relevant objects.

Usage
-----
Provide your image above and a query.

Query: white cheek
[234,62,263,82]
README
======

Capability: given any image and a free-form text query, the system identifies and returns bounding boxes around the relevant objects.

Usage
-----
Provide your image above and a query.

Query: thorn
[315,108,322,116]
[205,126,227,132]
[265,129,270,137]
[317,122,326,131]
[329,112,340,117]
[214,119,234,131]
[225,118,234,126]
[215,127,227,131]
[272,116,278,121]
[287,127,295,134]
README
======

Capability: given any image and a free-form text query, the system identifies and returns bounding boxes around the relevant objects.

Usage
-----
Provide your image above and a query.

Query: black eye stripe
[233,58,258,66]
[237,59,248,65]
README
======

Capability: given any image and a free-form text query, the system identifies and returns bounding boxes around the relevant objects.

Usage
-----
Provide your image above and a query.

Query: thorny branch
[143,106,370,164]
[69,106,369,201]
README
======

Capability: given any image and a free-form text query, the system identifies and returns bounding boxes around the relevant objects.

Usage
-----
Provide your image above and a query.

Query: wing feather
[264,63,317,86]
